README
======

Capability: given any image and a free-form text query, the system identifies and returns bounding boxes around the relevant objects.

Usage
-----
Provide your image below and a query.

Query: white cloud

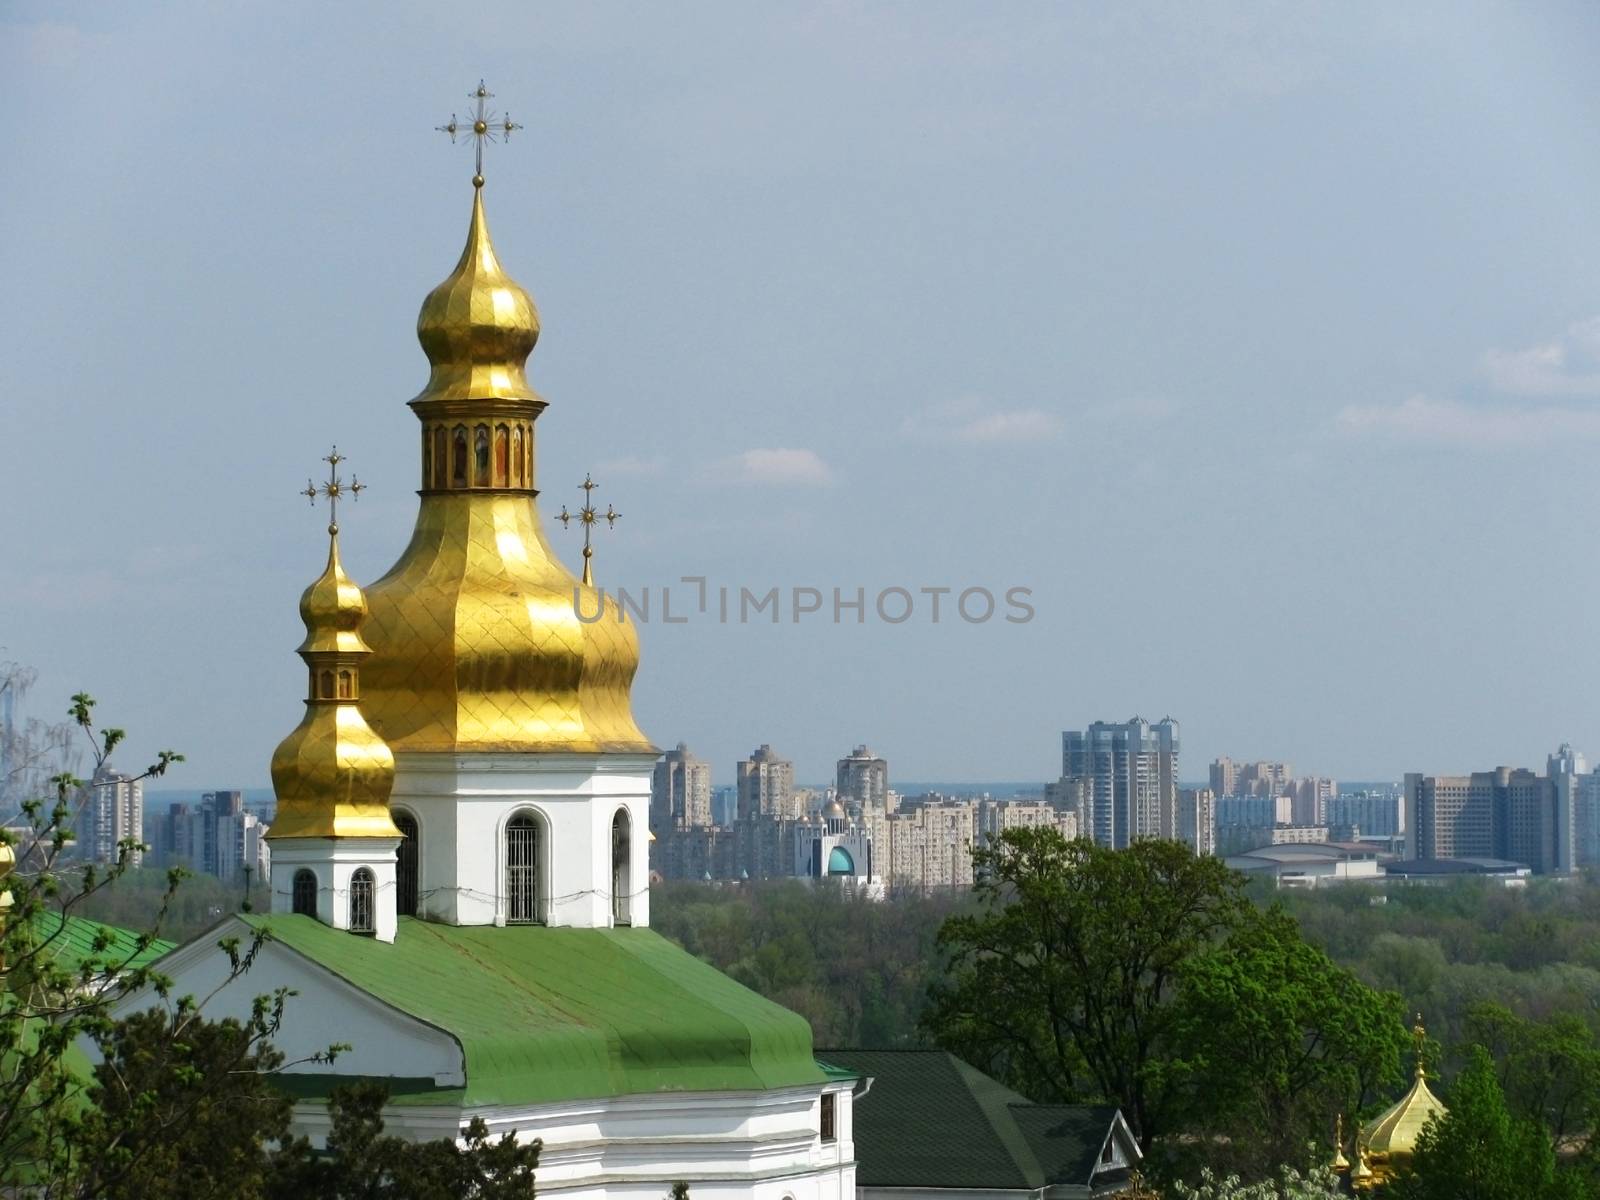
[905,397,1063,444]
[712,447,833,486]
[1482,316,1600,398]
[1335,394,1600,448]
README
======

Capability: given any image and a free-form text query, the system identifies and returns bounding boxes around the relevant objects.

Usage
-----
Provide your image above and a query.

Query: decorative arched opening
[511,427,524,486]
[292,869,317,916]
[474,425,491,485]
[523,427,533,489]
[452,426,468,487]
[433,427,448,489]
[505,812,542,924]
[394,810,419,917]
[494,424,510,486]
[319,669,335,699]
[349,868,375,934]
[337,670,353,699]
[611,808,632,926]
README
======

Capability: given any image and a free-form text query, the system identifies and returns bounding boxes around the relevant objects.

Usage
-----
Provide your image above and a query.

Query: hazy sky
[5,2,1600,790]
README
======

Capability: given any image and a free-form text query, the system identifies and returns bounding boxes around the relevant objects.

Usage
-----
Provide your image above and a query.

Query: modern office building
[1548,744,1585,873]
[1405,767,1564,873]
[1062,717,1179,848]
[835,745,890,815]
[736,744,798,821]
[651,742,713,834]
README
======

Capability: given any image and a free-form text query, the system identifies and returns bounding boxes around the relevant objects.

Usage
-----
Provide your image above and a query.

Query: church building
[105,86,856,1200]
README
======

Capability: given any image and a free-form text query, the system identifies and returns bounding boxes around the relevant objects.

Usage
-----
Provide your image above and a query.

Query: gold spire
[1332,1114,1350,1172]
[268,453,402,841]
[358,88,651,757]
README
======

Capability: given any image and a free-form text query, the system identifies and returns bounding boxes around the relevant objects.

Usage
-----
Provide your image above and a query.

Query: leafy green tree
[923,830,1250,1147]
[1161,907,1410,1177]
[1464,1002,1600,1153]
[1391,1046,1579,1200]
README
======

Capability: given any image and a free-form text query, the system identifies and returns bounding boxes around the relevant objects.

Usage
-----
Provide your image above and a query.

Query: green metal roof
[818,1049,1122,1191]
[242,915,826,1108]
[826,846,856,875]
[26,910,176,973]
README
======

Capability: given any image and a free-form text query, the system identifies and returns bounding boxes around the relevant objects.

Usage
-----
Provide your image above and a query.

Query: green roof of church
[817,1049,1124,1191]
[27,910,176,972]
[240,915,826,1108]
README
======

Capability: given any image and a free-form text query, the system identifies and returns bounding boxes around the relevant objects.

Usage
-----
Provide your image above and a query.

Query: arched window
[337,670,353,699]
[474,425,491,485]
[319,669,335,699]
[611,808,632,926]
[433,427,448,489]
[452,426,468,487]
[511,427,524,486]
[292,869,317,916]
[524,427,533,487]
[349,868,375,934]
[506,813,541,924]
[494,424,510,486]
[394,811,419,917]
[420,428,431,488]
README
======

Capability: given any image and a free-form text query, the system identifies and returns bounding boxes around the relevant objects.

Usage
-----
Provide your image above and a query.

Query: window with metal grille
[349,868,375,934]
[394,811,419,916]
[821,1092,836,1143]
[611,809,631,926]
[506,814,541,923]
[292,869,316,917]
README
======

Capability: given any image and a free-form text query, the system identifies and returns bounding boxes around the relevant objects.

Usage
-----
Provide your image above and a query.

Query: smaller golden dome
[1360,1018,1448,1180]
[268,529,401,842]
[411,187,542,407]
[298,527,370,655]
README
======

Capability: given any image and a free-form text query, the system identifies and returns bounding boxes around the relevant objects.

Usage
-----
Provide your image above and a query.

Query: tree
[1391,1046,1578,1200]
[1176,1161,1345,1200]
[1463,1002,1600,1154]
[1,690,185,1188]
[923,831,1250,1147]
[1160,907,1410,1177]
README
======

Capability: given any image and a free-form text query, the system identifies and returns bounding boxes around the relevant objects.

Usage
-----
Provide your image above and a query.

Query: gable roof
[817,1049,1131,1191]
[237,914,825,1108]
[27,910,176,973]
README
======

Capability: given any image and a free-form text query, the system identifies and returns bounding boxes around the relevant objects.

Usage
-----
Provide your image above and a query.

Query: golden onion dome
[268,530,402,841]
[1360,1021,1448,1180]
[359,184,652,757]
[411,187,541,407]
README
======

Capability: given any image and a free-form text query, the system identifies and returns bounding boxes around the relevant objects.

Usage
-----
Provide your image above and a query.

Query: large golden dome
[360,184,652,756]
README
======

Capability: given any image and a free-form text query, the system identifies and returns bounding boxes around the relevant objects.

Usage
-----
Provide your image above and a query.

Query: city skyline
[7,4,1600,785]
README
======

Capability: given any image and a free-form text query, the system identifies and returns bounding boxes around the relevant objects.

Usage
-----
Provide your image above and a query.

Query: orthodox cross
[557,474,620,587]
[301,446,364,535]
[437,80,521,188]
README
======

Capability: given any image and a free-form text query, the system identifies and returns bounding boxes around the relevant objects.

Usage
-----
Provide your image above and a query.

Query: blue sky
[4,2,1600,789]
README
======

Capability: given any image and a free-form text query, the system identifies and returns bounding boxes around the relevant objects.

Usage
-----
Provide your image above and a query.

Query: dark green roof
[242,915,825,1108]
[27,910,176,972]
[818,1049,1122,1191]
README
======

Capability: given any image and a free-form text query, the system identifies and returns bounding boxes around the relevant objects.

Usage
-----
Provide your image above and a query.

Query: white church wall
[391,751,653,929]
[268,836,401,942]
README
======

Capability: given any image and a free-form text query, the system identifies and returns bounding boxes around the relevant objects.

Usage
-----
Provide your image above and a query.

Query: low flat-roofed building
[1383,857,1533,886]
[1225,841,1385,888]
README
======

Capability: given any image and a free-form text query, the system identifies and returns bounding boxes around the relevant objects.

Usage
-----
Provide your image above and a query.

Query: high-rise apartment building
[835,745,890,815]
[1209,758,1292,798]
[651,742,713,834]
[1062,717,1179,848]
[1324,790,1405,839]
[1405,767,1564,873]
[152,789,269,883]
[1548,744,1585,874]
[878,799,976,891]
[976,798,1078,844]
[1177,787,1216,856]
[736,745,798,821]
[79,766,144,867]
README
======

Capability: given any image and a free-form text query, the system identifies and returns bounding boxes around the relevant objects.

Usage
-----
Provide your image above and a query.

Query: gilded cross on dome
[301,446,364,535]
[437,80,521,188]
[557,474,620,587]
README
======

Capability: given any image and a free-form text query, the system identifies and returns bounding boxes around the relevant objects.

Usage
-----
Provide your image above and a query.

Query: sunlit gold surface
[411,188,542,408]
[268,531,402,841]
[1358,1019,1447,1184]
[361,491,651,754]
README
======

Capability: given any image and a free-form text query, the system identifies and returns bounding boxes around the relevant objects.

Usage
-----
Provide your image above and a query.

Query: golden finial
[301,446,364,536]
[1413,1012,1429,1079]
[1332,1114,1350,1172]
[557,474,620,587]
[436,79,521,189]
